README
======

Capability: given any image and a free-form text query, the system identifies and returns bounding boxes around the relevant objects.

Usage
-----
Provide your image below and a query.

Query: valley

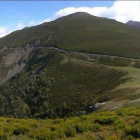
[0,12,140,139]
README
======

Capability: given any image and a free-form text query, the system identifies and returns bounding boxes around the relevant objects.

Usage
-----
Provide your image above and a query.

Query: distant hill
[126,20,140,29]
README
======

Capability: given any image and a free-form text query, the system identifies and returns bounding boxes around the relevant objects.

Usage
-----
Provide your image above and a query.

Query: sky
[0,1,140,38]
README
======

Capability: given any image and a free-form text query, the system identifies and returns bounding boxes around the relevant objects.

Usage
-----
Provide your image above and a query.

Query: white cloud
[29,20,36,26]
[0,26,11,38]
[17,22,24,30]
[54,7,108,18]
[0,20,37,38]
[44,1,140,23]
[1,1,140,38]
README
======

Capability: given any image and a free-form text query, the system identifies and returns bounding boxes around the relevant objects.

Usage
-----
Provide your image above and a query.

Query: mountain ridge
[1,12,140,59]
[0,12,140,119]
[126,20,140,29]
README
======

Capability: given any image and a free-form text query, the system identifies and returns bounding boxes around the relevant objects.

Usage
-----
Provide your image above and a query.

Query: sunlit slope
[1,48,140,119]
[0,49,128,118]
[1,12,140,58]
[0,106,140,140]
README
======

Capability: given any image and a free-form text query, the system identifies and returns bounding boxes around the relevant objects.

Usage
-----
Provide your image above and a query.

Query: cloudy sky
[0,1,140,38]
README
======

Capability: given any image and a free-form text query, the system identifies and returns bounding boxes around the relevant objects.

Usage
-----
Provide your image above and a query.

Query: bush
[125,135,134,140]
[107,135,119,140]
[90,124,101,132]
[126,123,140,138]
[114,119,126,129]
[36,133,49,140]
[0,132,8,140]
[29,123,38,128]
[53,119,64,124]
[94,116,118,125]
[97,95,109,103]
[3,126,14,133]
[76,122,90,133]
[13,126,30,135]
[64,125,76,137]
[36,128,64,140]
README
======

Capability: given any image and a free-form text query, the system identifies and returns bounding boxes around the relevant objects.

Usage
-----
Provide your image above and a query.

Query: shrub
[94,116,118,125]
[0,132,8,140]
[64,125,76,137]
[76,122,90,133]
[29,123,38,128]
[13,126,30,135]
[90,124,101,132]
[125,135,134,140]
[53,119,64,124]
[126,123,140,138]
[107,135,119,140]
[36,129,63,140]
[3,126,14,133]
[114,119,126,129]
[36,133,49,140]
[97,95,109,103]
[36,128,51,140]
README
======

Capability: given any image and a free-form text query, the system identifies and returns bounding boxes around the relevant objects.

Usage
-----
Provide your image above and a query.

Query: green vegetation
[1,12,140,139]
[0,49,128,119]
[0,106,139,139]
[98,57,133,67]
[1,12,140,59]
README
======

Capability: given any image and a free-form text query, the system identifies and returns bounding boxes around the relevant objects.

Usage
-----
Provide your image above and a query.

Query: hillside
[126,20,140,29]
[1,12,140,58]
[0,106,140,140]
[0,12,140,120]
[0,49,128,118]
[1,47,140,119]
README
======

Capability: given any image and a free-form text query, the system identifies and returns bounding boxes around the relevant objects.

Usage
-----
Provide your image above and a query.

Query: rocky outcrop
[87,102,107,112]
[0,63,25,84]
[0,44,33,84]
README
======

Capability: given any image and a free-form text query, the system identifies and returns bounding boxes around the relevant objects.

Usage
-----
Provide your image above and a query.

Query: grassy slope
[1,12,140,58]
[46,52,127,108]
[117,67,140,89]
[0,49,129,119]
[1,48,140,119]
[1,13,140,139]
[0,106,140,140]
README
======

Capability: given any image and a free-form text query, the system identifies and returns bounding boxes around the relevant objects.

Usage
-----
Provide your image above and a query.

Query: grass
[46,51,128,112]
[0,106,139,139]
[115,67,140,89]
[97,56,133,67]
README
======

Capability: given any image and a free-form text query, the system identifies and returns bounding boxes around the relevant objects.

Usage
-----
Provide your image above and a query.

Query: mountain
[126,20,140,29]
[0,12,140,119]
[1,12,140,59]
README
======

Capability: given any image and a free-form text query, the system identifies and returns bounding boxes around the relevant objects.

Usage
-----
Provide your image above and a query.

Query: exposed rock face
[0,63,25,85]
[87,102,107,112]
[2,50,26,67]
[126,20,140,29]
[0,44,33,84]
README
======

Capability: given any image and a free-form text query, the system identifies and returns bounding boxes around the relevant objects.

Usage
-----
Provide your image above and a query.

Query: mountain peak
[127,20,133,23]
[68,12,95,17]
[63,12,95,19]
[70,12,92,16]
[126,20,140,29]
